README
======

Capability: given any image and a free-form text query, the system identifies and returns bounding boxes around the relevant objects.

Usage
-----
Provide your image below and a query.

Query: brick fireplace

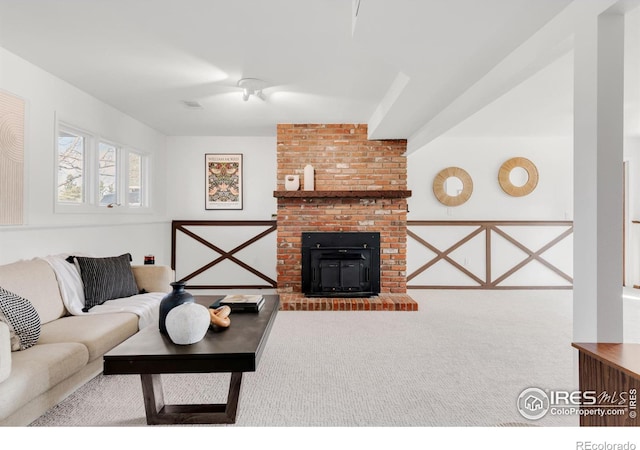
[274,124,417,311]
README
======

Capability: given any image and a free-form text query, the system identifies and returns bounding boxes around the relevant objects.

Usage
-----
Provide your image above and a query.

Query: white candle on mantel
[304,164,314,191]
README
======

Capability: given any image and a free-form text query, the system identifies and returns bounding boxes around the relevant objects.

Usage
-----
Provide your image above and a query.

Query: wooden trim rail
[171,220,574,291]
[171,220,277,290]
[406,220,573,290]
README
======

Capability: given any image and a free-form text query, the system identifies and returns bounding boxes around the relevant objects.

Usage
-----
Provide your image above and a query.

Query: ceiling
[446,51,574,138]
[0,0,577,142]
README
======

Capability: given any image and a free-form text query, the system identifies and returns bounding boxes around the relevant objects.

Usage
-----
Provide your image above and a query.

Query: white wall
[625,137,640,287]
[165,136,277,220]
[408,136,573,220]
[407,136,574,287]
[623,8,640,296]
[165,136,278,289]
[0,47,170,265]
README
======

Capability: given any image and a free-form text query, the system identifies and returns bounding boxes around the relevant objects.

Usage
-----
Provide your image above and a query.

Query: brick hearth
[274,123,418,311]
[279,293,418,311]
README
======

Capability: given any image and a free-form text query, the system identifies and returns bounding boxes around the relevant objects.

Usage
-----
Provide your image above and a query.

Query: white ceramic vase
[304,164,314,191]
[285,175,300,191]
[165,303,211,345]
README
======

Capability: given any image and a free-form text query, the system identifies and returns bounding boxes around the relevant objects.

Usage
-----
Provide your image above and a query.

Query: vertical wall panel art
[0,90,25,225]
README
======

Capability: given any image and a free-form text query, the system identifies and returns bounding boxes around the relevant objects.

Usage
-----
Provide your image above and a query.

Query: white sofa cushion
[0,322,10,383]
[38,313,138,362]
[131,265,174,294]
[0,259,66,324]
[0,342,88,421]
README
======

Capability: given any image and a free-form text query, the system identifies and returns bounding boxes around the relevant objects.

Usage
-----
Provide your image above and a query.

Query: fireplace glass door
[301,232,380,297]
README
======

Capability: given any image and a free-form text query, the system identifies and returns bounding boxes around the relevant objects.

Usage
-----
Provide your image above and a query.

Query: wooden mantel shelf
[273,190,412,199]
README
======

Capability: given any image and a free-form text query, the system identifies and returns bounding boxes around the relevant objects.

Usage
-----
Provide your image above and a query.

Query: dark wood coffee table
[103,294,279,425]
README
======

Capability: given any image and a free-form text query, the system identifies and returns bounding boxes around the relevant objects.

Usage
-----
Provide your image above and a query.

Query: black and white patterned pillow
[0,287,41,351]
[72,253,139,311]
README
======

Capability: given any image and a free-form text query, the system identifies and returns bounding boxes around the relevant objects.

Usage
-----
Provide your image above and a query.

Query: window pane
[57,131,84,203]
[99,142,118,206]
[128,152,142,207]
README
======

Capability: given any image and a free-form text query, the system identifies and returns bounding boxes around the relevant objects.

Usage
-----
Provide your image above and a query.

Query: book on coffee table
[211,294,265,313]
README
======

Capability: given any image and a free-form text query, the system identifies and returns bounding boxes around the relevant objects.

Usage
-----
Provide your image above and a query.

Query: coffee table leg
[224,371,242,421]
[140,372,244,425]
[141,373,165,423]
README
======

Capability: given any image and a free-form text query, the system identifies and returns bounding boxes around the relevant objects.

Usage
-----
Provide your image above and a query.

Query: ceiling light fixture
[237,78,267,101]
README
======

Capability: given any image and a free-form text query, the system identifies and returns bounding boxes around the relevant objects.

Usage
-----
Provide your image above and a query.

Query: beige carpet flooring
[28,289,589,428]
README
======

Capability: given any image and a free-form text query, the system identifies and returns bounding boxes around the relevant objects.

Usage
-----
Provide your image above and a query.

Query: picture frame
[205,153,243,210]
[0,89,25,225]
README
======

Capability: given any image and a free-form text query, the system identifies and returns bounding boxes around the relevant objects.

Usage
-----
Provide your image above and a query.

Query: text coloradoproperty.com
[552,407,627,417]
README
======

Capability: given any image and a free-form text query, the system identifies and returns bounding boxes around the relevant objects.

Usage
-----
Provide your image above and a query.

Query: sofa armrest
[0,321,11,384]
[132,265,175,294]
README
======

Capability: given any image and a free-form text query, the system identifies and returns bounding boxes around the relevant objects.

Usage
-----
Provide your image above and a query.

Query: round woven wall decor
[498,157,538,197]
[432,167,473,206]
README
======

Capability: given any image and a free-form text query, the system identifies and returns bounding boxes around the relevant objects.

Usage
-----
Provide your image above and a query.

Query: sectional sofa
[0,254,174,426]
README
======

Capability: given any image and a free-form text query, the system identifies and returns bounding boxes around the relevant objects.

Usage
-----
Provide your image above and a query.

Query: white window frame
[97,139,121,208]
[55,120,151,214]
[55,123,93,212]
[124,148,150,209]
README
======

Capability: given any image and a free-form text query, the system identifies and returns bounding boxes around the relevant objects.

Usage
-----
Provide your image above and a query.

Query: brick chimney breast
[275,124,410,294]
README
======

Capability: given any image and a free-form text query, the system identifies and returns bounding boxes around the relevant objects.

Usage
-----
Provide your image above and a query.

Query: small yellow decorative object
[209,305,231,328]
[498,157,538,197]
[432,167,473,206]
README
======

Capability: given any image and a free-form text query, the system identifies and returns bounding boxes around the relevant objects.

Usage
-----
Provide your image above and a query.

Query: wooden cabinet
[572,343,640,426]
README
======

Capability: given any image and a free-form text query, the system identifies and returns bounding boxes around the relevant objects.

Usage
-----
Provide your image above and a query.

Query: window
[56,122,150,212]
[98,142,118,206]
[128,152,144,208]
[57,128,86,203]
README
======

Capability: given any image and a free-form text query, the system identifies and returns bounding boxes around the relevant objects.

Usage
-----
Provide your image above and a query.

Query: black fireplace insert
[301,232,380,297]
